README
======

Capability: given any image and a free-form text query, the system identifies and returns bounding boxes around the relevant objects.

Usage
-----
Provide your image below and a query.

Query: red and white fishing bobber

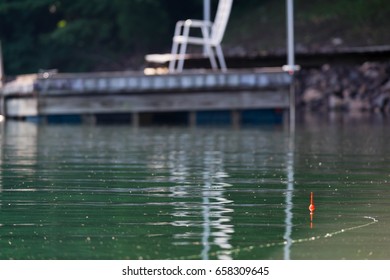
[309,192,315,228]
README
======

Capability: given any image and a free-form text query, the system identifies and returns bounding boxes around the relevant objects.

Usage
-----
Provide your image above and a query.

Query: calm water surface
[0,114,389,260]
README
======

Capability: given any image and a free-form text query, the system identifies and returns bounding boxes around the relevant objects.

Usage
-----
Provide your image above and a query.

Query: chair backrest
[211,0,233,45]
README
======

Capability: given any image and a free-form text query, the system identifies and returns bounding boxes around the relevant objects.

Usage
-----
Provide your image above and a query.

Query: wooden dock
[1,68,292,126]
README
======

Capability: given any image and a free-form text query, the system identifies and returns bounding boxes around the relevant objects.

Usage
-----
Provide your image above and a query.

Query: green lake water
[0,113,389,260]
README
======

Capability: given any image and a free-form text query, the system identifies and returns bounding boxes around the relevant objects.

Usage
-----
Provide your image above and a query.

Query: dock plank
[37,90,289,115]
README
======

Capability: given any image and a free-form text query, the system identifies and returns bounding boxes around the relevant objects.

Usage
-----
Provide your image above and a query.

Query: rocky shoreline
[296,61,390,113]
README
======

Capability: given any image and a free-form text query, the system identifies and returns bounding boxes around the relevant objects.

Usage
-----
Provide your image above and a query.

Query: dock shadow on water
[0,113,389,260]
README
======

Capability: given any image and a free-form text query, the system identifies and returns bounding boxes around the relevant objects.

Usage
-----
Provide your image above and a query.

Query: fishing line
[223,216,378,257]
[176,216,378,260]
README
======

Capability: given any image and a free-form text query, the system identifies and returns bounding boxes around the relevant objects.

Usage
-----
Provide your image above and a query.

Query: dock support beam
[82,114,96,125]
[286,0,295,70]
[132,112,139,128]
[231,110,241,129]
[286,0,296,129]
[189,111,197,127]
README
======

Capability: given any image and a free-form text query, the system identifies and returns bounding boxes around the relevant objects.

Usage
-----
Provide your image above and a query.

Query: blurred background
[1,0,390,75]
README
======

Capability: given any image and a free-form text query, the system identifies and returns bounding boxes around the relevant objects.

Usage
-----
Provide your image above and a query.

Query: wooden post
[231,109,241,129]
[82,114,96,125]
[189,111,197,127]
[132,112,139,128]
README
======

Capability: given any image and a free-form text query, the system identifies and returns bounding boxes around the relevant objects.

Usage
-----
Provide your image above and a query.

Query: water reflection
[142,128,293,259]
[200,149,233,260]
[0,122,38,192]
[0,122,293,259]
[169,137,234,260]
[283,127,295,260]
[3,122,38,168]
[1,115,388,260]
[149,132,234,259]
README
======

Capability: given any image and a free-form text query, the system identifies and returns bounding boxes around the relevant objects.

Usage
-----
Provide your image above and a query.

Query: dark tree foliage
[0,0,206,74]
[2,0,388,75]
